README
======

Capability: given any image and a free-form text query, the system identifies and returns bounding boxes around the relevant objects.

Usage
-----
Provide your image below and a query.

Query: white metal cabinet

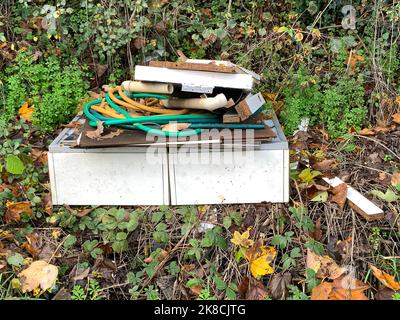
[48,125,169,205]
[48,116,288,206]
[168,117,289,205]
[169,149,289,205]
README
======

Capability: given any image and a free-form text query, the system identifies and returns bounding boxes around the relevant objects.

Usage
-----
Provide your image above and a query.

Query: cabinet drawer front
[170,149,288,205]
[49,152,168,205]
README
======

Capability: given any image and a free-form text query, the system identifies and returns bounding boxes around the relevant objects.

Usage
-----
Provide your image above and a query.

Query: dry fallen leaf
[21,233,42,257]
[307,217,322,241]
[161,122,190,132]
[245,245,276,278]
[18,101,34,121]
[268,272,292,300]
[349,54,364,72]
[330,274,369,300]
[312,159,337,171]
[370,265,400,291]
[30,148,48,165]
[306,249,346,280]
[19,260,58,292]
[392,113,400,125]
[330,183,347,209]
[230,228,254,248]
[245,278,269,300]
[336,237,352,259]
[311,281,332,300]
[4,201,33,223]
[378,172,386,181]
[189,284,203,296]
[391,172,400,188]
[358,128,375,136]
[85,121,122,140]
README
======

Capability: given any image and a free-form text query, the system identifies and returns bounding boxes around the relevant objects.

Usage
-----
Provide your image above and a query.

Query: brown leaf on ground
[72,267,90,282]
[336,237,352,260]
[0,241,11,258]
[75,208,93,217]
[358,128,375,135]
[306,249,346,280]
[311,159,337,171]
[42,193,52,215]
[246,278,269,300]
[0,259,7,271]
[190,285,203,296]
[238,276,249,299]
[21,232,42,257]
[30,148,48,165]
[330,183,347,209]
[359,124,396,135]
[392,113,400,124]
[38,244,53,261]
[268,272,292,300]
[378,172,386,181]
[311,274,369,300]
[330,274,369,300]
[4,201,32,223]
[0,184,20,197]
[52,287,71,300]
[307,217,322,241]
[375,287,396,300]
[19,260,58,292]
[391,172,400,187]
[311,281,333,300]
[370,265,400,291]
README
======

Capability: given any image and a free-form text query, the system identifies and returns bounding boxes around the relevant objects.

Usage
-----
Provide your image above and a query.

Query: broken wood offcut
[149,60,237,73]
[323,177,384,221]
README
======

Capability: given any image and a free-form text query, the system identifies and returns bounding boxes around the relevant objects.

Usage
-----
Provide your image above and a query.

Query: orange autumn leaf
[349,54,364,72]
[306,249,346,280]
[358,128,375,136]
[370,265,400,291]
[18,101,34,121]
[4,201,32,223]
[393,113,400,125]
[312,274,369,300]
[330,183,347,209]
[391,172,400,187]
[311,281,332,300]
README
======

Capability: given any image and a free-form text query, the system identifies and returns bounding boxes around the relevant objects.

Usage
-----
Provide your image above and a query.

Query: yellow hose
[107,86,189,115]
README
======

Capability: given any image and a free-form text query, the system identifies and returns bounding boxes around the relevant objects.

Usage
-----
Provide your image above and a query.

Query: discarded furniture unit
[48,59,289,205]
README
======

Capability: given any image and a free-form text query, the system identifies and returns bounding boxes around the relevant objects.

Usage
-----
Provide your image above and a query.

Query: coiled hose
[83,87,219,137]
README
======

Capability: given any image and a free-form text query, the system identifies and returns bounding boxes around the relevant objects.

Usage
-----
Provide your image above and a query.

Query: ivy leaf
[298,168,321,184]
[7,253,24,267]
[370,188,399,203]
[223,216,232,229]
[63,235,77,249]
[6,155,25,175]
[311,191,328,202]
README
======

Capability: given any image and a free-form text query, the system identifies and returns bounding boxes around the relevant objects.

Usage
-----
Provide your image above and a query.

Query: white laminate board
[49,152,168,205]
[134,66,253,91]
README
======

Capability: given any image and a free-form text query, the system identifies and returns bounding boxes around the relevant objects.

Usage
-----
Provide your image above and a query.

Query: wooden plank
[235,92,266,121]
[149,60,237,73]
[322,177,384,221]
[223,109,241,123]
